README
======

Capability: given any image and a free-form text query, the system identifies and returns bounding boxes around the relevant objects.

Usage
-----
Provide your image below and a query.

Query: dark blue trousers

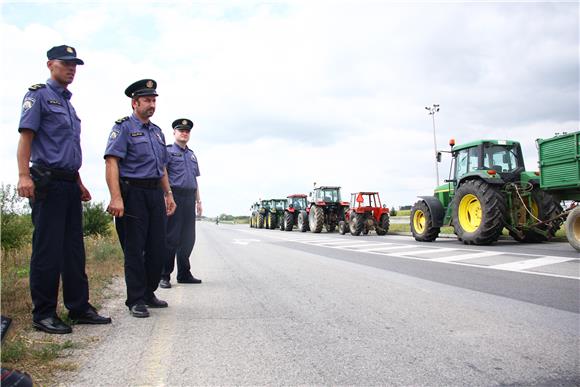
[161,190,196,281]
[30,180,89,320]
[115,184,166,308]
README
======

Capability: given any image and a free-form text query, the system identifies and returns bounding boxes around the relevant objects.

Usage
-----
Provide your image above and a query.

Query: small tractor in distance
[305,185,349,233]
[265,198,287,229]
[256,199,271,229]
[249,202,260,228]
[339,192,390,236]
[281,194,308,231]
[410,137,565,245]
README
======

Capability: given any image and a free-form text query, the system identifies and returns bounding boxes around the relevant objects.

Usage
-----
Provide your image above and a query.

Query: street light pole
[425,104,440,186]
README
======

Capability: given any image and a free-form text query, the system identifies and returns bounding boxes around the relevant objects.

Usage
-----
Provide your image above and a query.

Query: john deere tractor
[265,198,287,229]
[306,185,349,233]
[249,202,260,228]
[256,199,271,229]
[282,194,308,231]
[411,138,564,245]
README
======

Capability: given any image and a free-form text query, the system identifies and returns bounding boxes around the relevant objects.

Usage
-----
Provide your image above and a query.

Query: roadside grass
[1,229,123,385]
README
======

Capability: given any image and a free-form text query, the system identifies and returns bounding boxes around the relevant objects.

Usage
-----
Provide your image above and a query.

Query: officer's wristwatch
[165,190,173,196]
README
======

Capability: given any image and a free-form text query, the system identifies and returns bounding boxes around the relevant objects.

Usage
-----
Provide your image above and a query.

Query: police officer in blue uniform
[159,119,203,289]
[17,45,111,334]
[104,79,176,318]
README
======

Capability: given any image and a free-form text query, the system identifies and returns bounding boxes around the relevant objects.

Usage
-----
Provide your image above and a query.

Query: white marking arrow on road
[232,238,261,245]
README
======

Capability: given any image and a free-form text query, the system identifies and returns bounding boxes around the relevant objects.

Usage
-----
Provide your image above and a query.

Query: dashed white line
[430,251,503,262]
[492,256,577,271]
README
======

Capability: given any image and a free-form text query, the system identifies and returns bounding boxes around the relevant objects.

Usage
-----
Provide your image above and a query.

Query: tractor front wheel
[565,206,580,252]
[349,213,364,236]
[284,211,294,231]
[338,221,347,235]
[297,210,309,232]
[452,179,506,245]
[376,213,390,235]
[410,200,440,242]
[309,206,324,233]
[258,213,265,229]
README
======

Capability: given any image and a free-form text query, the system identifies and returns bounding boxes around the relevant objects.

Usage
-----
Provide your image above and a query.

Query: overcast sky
[1,0,578,217]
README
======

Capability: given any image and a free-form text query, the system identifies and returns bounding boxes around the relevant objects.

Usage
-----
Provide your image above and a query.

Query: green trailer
[537,131,580,251]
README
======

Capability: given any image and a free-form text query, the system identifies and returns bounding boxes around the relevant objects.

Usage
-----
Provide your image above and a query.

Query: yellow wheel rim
[413,210,426,234]
[458,194,482,232]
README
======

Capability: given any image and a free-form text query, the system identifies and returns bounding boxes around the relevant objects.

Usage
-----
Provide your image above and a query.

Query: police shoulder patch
[115,116,129,124]
[28,83,46,91]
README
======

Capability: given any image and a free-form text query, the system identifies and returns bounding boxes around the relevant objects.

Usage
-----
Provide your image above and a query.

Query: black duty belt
[31,165,78,182]
[171,186,196,196]
[121,178,160,189]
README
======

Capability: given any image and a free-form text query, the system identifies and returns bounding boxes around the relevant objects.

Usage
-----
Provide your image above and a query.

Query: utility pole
[425,104,440,186]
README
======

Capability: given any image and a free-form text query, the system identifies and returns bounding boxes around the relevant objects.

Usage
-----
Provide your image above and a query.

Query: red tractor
[339,192,390,236]
[304,185,349,233]
[281,194,308,231]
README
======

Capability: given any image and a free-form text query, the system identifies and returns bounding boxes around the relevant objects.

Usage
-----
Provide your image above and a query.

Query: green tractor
[410,138,564,245]
[249,202,260,228]
[265,198,287,230]
[256,199,271,229]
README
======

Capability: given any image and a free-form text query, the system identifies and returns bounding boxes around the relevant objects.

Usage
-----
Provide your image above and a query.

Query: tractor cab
[312,186,342,204]
[287,194,307,210]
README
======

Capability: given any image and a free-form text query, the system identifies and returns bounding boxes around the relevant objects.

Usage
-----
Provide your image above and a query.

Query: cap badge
[66,47,73,53]
[182,120,188,125]
[146,80,154,88]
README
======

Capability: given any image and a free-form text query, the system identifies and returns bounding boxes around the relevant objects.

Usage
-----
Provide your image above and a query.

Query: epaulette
[28,83,46,91]
[115,116,129,124]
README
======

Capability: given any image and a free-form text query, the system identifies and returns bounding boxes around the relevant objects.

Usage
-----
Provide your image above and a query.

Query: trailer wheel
[284,211,294,231]
[297,210,309,232]
[338,221,347,235]
[452,179,506,245]
[376,213,390,235]
[410,200,440,242]
[566,206,580,252]
[309,206,324,233]
[509,188,563,243]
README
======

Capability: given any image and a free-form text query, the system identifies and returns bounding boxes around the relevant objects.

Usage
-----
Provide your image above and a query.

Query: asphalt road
[60,222,579,386]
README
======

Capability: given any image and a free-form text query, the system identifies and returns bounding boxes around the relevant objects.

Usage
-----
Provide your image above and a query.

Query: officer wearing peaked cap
[159,118,203,289]
[17,45,111,334]
[104,78,176,318]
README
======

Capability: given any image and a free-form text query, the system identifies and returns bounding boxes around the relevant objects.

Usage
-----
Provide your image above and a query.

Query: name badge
[130,132,144,137]
[47,99,62,106]
[171,152,182,157]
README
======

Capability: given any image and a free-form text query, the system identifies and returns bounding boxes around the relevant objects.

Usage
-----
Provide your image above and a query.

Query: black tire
[326,223,336,233]
[509,188,563,243]
[258,213,264,229]
[283,211,293,231]
[298,210,309,232]
[309,206,324,233]
[452,179,506,245]
[376,213,390,235]
[338,221,347,235]
[566,206,580,251]
[268,212,277,229]
[410,200,441,242]
[349,213,363,236]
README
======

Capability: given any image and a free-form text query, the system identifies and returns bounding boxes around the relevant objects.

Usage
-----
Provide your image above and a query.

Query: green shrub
[82,201,112,237]
[390,206,397,216]
[1,184,33,250]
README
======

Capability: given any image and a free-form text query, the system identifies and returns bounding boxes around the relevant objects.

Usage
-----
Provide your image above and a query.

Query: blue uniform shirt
[166,143,200,190]
[104,114,168,179]
[18,79,82,171]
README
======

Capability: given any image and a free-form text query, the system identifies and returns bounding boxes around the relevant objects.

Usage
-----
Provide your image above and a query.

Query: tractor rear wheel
[268,213,276,229]
[452,179,506,245]
[376,213,390,235]
[410,200,440,242]
[509,188,563,243]
[309,206,324,233]
[349,214,364,236]
[338,221,347,235]
[565,206,580,251]
[297,210,309,232]
[284,211,294,231]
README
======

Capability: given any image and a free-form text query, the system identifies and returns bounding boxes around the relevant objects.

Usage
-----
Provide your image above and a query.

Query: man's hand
[17,175,35,199]
[107,197,124,217]
[78,182,92,202]
[165,194,176,216]
[196,201,203,217]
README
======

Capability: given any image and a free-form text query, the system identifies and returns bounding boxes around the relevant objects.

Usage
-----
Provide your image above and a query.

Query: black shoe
[145,295,168,308]
[69,306,112,325]
[33,316,72,334]
[159,279,171,289]
[129,303,150,318]
[177,275,202,284]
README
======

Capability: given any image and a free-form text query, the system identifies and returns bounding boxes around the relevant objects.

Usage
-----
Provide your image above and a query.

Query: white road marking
[357,244,420,252]
[390,247,458,257]
[232,238,261,245]
[491,256,578,271]
[430,251,503,262]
